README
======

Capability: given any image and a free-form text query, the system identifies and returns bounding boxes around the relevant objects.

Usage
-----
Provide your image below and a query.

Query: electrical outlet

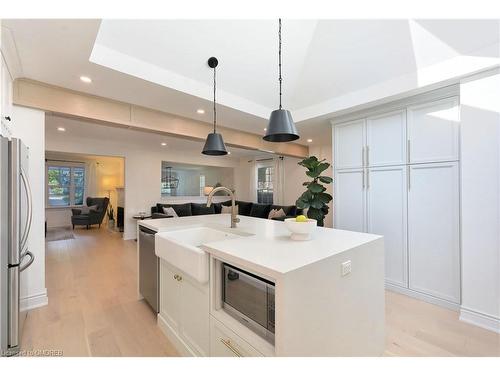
[341,260,352,276]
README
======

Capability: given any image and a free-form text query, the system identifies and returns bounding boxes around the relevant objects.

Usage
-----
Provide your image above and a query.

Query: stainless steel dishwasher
[138,225,159,313]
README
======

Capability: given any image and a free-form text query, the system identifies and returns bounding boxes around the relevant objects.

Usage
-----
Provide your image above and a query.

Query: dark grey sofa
[71,197,110,229]
[150,201,301,221]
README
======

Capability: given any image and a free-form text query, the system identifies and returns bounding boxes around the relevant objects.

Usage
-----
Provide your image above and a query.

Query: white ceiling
[3,19,499,145]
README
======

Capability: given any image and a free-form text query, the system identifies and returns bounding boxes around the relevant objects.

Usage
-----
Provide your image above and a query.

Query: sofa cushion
[270,205,297,217]
[224,200,253,216]
[249,203,271,219]
[191,203,216,216]
[156,203,192,217]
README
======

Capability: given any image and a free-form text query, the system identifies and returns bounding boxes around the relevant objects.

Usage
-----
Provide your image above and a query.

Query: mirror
[161,161,234,197]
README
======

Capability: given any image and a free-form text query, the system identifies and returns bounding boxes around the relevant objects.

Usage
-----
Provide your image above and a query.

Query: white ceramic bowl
[284,218,317,241]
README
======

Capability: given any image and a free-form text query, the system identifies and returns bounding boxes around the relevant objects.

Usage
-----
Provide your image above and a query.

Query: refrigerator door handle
[19,167,33,252]
[20,251,35,272]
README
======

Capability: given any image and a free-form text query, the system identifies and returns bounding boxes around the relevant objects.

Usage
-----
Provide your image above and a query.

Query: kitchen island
[138,214,384,357]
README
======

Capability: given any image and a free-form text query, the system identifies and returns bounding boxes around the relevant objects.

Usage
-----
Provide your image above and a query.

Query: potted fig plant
[295,156,333,227]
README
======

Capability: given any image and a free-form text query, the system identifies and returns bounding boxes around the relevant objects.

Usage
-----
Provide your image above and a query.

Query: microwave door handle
[19,167,33,252]
[20,251,35,272]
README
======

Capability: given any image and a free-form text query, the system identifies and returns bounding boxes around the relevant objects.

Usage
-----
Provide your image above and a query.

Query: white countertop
[141,214,382,279]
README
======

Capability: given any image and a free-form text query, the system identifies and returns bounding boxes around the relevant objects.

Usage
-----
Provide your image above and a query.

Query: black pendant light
[202,57,228,156]
[264,19,299,143]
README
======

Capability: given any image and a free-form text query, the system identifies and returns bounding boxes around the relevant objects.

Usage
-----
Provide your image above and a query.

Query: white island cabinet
[158,260,209,356]
[144,214,385,357]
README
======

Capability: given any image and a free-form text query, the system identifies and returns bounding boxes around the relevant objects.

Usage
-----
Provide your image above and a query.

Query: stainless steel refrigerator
[0,136,34,356]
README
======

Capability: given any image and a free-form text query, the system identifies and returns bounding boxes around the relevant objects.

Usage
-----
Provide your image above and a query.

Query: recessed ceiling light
[57,127,66,132]
[227,151,231,155]
[264,128,267,131]
[196,109,205,114]
[80,76,92,83]
[307,139,313,143]
[161,142,167,146]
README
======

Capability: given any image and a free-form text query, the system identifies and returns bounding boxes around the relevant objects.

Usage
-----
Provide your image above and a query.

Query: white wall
[11,106,47,310]
[45,119,240,240]
[459,70,500,332]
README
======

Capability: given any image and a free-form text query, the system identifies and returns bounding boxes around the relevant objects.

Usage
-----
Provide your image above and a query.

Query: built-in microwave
[222,263,275,344]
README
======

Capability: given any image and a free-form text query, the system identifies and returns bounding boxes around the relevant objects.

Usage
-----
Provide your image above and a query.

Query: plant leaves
[302,181,311,186]
[310,197,324,209]
[298,156,319,170]
[306,162,330,178]
[319,176,333,184]
[296,199,309,209]
[307,182,325,193]
[298,190,313,202]
[307,207,324,221]
[317,192,333,203]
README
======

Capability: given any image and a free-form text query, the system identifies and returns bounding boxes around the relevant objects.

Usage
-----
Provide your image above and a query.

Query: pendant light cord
[278,18,282,110]
[213,65,217,133]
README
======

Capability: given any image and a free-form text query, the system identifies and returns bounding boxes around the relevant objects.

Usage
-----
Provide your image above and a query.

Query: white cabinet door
[334,119,365,169]
[408,162,460,303]
[407,97,460,164]
[334,168,366,232]
[366,109,406,167]
[179,275,210,356]
[366,166,408,287]
[159,260,181,332]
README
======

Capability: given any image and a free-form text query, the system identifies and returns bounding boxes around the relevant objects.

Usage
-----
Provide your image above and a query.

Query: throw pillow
[268,208,286,220]
[80,205,98,214]
[221,205,238,214]
[162,207,178,217]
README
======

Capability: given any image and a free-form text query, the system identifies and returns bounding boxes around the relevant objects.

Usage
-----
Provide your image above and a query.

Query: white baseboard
[20,289,48,312]
[460,307,500,333]
[385,283,460,311]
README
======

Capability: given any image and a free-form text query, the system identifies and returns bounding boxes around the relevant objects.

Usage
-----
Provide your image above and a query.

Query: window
[199,174,206,196]
[257,165,274,204]
[47,165,86,207]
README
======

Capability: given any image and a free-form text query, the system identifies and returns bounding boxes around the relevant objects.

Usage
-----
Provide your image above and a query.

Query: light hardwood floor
[21,227,499,357]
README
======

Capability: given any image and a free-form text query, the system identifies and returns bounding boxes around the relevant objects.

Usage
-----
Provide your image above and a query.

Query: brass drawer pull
[220,338,242,357]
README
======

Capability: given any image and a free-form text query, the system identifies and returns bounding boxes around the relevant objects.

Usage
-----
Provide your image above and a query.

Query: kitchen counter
[140,213,385,356]
[140,214,381,279]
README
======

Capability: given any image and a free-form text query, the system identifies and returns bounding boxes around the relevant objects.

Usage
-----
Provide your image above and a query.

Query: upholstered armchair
[71,197,109,229]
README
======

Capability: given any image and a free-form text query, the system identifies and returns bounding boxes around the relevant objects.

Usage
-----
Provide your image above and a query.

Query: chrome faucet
[206,186,240,228]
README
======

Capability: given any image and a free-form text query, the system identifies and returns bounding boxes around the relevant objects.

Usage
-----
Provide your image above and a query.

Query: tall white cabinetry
[333,96,461,307]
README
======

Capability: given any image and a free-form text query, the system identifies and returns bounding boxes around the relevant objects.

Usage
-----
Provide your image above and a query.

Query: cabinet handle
[407,139,411,163]
[366,145,370,166]
[220,338,242,357]
[407,166,411,190]
[177,275,182,282]
[173,274,178,280]
[366,169,370,189]
[4,116,11,121]
[362,147,365,167]
[362,169,365,189]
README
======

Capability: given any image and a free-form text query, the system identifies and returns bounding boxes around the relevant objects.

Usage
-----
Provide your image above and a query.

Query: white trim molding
[460,308,500,334]
[20,289,48,312]
[385,283,460,312]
